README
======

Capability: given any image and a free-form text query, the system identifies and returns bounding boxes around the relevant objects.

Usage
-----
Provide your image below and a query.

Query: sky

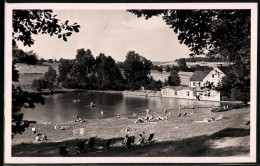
[16,10,191,62]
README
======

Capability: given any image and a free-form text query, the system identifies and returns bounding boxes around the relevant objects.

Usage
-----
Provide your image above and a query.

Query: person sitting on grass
[137,134,145,145]
[41,133,47,141]
[122,135,132,149]
[124,127,130,132]
[35,135,40,142]
[178,113,182,117]
[146,108,150,115]
[135,117,144,123]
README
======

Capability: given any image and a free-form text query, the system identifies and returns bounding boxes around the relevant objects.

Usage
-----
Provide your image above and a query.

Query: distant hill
[152,61,175,66]
[175,57,227,62]
[152,61,229,67]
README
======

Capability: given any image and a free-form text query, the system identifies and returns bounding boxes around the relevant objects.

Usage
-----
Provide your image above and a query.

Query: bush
[230,88,250,104]
[221,96,230,101]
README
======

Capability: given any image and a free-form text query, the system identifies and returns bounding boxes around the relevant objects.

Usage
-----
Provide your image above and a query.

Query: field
[14,63,59,89]
[12,106,250,157]
[150,70,193,86]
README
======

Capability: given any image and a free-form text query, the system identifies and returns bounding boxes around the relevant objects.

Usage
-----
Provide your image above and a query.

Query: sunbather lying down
[195,114,226,123]
[134,114,168,123]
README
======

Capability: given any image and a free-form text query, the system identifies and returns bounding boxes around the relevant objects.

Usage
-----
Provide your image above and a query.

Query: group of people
[134,114,169,123]
[212,105,229,112]
[32,127,47,142]
[122,131,147,148]
[75,114,83,122]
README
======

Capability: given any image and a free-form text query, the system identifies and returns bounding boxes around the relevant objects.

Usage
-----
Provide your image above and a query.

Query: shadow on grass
[12,127,250,157]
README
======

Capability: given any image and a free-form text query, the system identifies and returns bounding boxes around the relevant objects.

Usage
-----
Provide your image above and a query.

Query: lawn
[12,107,250,157]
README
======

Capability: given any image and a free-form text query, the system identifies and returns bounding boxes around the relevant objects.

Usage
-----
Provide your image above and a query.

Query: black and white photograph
[4,3,257,164]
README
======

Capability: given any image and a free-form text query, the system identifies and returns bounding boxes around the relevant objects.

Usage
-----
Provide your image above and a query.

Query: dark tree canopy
[123,51,152,90]
[31,78,48,93]
[167,69,181,86]
[95,54,125,90]
[13,10,81,46]
[165,65,171,72]
[44,66,57,92]
[177,58,187,71]
[157,66,163,73]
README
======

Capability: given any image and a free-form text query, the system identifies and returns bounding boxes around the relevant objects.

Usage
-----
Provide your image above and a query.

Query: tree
[13,10,80,46]
[31,78,48,93]
[12,42,38,65]
[165,65,171,72]
[129,9,250,101]
[177,58,187,71]
[12,10,80,136]
[58,59,74,83]
[157,66,163,73]
[123,51,152,90]
[95,54,125,90]
[44,66,57,93]
[69,49,95,89]
[144,78,163,91]
[167,69,180,86]
[230,88,250,104]
[216,67,250,103]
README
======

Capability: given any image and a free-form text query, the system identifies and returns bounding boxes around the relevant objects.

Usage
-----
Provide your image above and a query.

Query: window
[175,91,177,96]
[212,74,214,78]
[187,91,190,96]
[193,82,196,86]
[163,90,167,95]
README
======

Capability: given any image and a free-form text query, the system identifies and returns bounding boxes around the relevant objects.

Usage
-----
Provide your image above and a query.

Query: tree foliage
[13,10,80,46]
[175,56,226,62]
[123,51,152,90]
[177,58,187,71]
[31,78,48,93]
[95,53,125,90]
[58,49,125,90]
[12,41,38,65]
[165,65,171,72]
[167,69,180,86]
[157,66,163,73]
[44,66,57,92]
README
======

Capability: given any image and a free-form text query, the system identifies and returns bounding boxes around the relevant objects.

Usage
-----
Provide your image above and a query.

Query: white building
[161,67,228,101]
[190,67,227,87]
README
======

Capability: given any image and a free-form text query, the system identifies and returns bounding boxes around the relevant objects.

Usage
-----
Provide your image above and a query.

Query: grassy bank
[12,106,250,157]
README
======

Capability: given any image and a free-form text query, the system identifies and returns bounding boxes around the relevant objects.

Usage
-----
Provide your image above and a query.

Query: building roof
[190,71,210,81]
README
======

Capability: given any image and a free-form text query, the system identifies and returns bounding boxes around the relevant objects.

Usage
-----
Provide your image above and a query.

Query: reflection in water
[21,92,220,123]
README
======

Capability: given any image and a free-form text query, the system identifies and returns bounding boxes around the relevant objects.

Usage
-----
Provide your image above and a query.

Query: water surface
[21,91,220,123]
